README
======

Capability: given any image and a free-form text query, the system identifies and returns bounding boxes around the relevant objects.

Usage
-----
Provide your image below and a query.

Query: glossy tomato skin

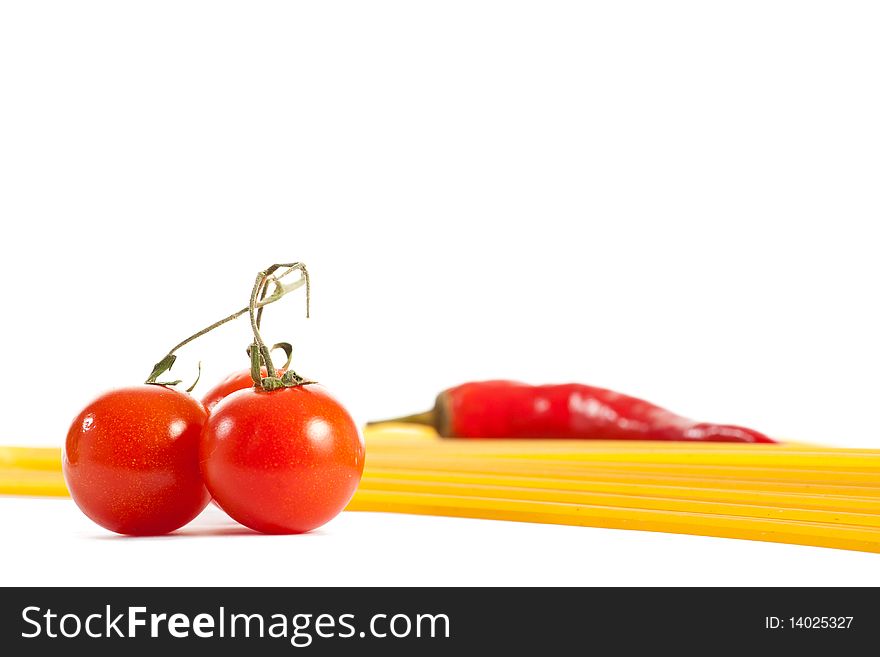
[200,385,364,534]
[201,367,282,412]
[63,385,211,535]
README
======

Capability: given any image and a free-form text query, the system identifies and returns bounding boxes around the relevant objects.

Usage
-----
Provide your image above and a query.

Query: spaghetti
[2,427,880,553]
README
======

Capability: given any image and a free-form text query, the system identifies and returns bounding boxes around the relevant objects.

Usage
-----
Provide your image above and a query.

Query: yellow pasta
[3,427,880,553]
[0,467,68,497]
[0,446,62,471]
[365,437,880,470]
[363,468,880,512]
[358,477,880,527]
[364,454,880,486]
[347,489,880,553]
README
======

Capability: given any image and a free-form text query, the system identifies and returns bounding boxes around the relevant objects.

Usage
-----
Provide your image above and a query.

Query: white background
[1,1,879,585]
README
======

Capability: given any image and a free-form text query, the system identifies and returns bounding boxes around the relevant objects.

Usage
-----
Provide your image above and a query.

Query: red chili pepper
[372,380,775,443]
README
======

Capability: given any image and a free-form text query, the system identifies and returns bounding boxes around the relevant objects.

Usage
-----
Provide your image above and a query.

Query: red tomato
[63,385,211,535]
[200,385,364,534]
[201,367,283,412]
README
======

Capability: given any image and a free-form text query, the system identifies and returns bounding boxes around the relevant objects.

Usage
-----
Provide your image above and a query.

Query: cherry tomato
[200,385,364,534]
[63,385,211,535]
[201,366,283,412]
[201,367,287,511]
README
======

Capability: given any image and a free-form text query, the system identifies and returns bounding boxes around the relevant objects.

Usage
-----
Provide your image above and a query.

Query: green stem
[145,263,309,385]
[365,410,437,428]
[247,263,310,391]
[249,272,276,378]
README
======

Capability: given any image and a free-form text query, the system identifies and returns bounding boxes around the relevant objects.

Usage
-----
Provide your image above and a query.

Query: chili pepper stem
[367,410,437,428]
[367,394,451,435]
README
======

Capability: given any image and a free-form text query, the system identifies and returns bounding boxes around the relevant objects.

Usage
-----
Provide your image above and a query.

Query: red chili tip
[684,423,776,444]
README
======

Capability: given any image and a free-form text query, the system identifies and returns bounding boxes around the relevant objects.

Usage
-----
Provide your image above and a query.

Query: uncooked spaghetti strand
[346,489,880,553]
[358,476,880,527]
[360,470,880,513]
[365,454,880,486]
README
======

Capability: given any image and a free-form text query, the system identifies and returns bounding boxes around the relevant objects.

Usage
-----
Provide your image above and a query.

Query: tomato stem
[250,340,263,386]
[185,362,202,393]
[246,342,294,370]
[247,263,311,391]
[255,275,271,331]
[145,264,309,386]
